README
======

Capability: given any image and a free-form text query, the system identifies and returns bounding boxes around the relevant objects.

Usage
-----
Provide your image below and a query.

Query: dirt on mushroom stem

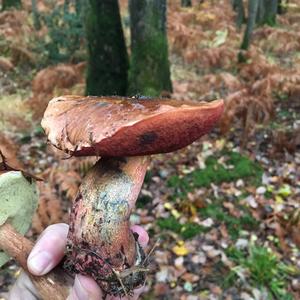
[63,156,150,296]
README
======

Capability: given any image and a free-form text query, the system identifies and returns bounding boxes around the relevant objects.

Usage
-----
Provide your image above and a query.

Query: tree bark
[256,0,266,24]
[31,0,41,30]
[263,0,278,25]
[232,0,245,28]
[84,0,128,96]
[240,0,259,51]
[181,0,192,7]
[2,0,21,10]
[129,0,172,97]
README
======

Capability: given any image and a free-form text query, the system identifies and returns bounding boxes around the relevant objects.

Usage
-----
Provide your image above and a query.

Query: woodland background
[0,0,299,299]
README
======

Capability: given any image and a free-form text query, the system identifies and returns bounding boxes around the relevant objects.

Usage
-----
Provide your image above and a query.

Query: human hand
[9,223,149,300]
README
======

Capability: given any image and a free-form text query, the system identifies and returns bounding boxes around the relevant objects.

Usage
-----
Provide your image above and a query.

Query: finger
[130,225,149,248]
[9,271,39,300]
[27,223,69,276]
[67,274,103,300]
[107,226,149,300]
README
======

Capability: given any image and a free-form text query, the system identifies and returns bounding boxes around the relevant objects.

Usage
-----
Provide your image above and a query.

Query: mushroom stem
[0,222,70,300]
[64,156,150,296]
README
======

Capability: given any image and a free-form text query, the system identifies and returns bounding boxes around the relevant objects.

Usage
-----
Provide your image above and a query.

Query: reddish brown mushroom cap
[41,96,224,157]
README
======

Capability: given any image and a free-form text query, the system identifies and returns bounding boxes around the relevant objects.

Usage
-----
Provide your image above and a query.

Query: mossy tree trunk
[181,0,192,7]
[129,0,172,97]
[232,0,245,28]
[85,0,128,96]
[2,0,21,10]
[31,0,41,30]
[256,0,266,24]
[239,0,259,63]
[262,0,278,25]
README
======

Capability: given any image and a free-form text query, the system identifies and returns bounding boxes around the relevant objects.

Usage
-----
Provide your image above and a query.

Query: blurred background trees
[129,0,172,96]
[84,0,128,96]
[2,0,21,10]
[0,1,299,298]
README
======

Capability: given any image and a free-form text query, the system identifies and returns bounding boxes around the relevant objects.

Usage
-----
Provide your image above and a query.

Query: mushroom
[41,95,224,296]
[0,157,69,300]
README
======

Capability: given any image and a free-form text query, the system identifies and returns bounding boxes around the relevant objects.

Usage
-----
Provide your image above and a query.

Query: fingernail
[73,275,89,300]
[28,251,53,275]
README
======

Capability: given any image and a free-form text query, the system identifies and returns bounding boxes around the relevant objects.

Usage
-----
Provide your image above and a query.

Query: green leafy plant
[225,245,296,299]
[33,1,84,65]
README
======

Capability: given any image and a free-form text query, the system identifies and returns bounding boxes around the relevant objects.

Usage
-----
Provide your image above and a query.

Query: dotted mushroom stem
[0,222,70,300]
[64,156,150,296]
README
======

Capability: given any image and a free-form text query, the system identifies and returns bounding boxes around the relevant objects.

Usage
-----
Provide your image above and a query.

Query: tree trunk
[85,0,128,96]
[232,0,245,28]
[181,0,192,7]
[263,0,278,25]
[2,0,21,10]
[129,0,172,97]
[31,0,41,30]
[256,0,266,24]
[239,0,259,62]
[240,0,259,50]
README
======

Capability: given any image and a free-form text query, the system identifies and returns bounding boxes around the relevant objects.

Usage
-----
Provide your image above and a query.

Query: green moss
[180,222,207,239]
[167,151,263,196]
[85,0,128,96]
[157,216,182,233]
[157,216,207,240]
[129,0,172,96]
[129,33,172,96]
[200,203,258,240]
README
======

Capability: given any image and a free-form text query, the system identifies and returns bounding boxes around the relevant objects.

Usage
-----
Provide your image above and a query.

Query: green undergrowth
[167,151,263,198]
[157,216,209,240]
[224,246,297,299]
[199,202,259,240]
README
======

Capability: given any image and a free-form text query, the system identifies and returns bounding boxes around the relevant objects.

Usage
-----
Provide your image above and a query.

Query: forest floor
[0,0,300,299]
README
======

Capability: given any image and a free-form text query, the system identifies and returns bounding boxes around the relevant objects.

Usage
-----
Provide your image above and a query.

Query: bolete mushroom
[41,95,224,296]
[0,157,69,300]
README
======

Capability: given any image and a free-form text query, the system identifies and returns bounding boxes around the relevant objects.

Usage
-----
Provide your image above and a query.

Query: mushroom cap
[41,96,224,157]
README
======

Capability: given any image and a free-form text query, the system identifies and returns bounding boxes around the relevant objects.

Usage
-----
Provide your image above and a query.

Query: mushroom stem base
[64,156,149,296]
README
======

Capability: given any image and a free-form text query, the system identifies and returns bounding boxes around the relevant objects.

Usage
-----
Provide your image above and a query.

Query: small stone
[156,267,169,282]
[201,218,214,227]
[191,252,207,264]
[174,256,184,269]
[292,279,300,291]
[202,245,214,252]
[235,238,249,250]
[183,281,193,292]
[245,195,258,208]
[236,179,244,187]
[240,292,253,300]
[206,248,221,258]
[256,186,266,194]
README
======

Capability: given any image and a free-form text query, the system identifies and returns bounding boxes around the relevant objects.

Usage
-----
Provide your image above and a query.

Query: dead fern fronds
[220,88,274,147]
[32,182,65,234]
